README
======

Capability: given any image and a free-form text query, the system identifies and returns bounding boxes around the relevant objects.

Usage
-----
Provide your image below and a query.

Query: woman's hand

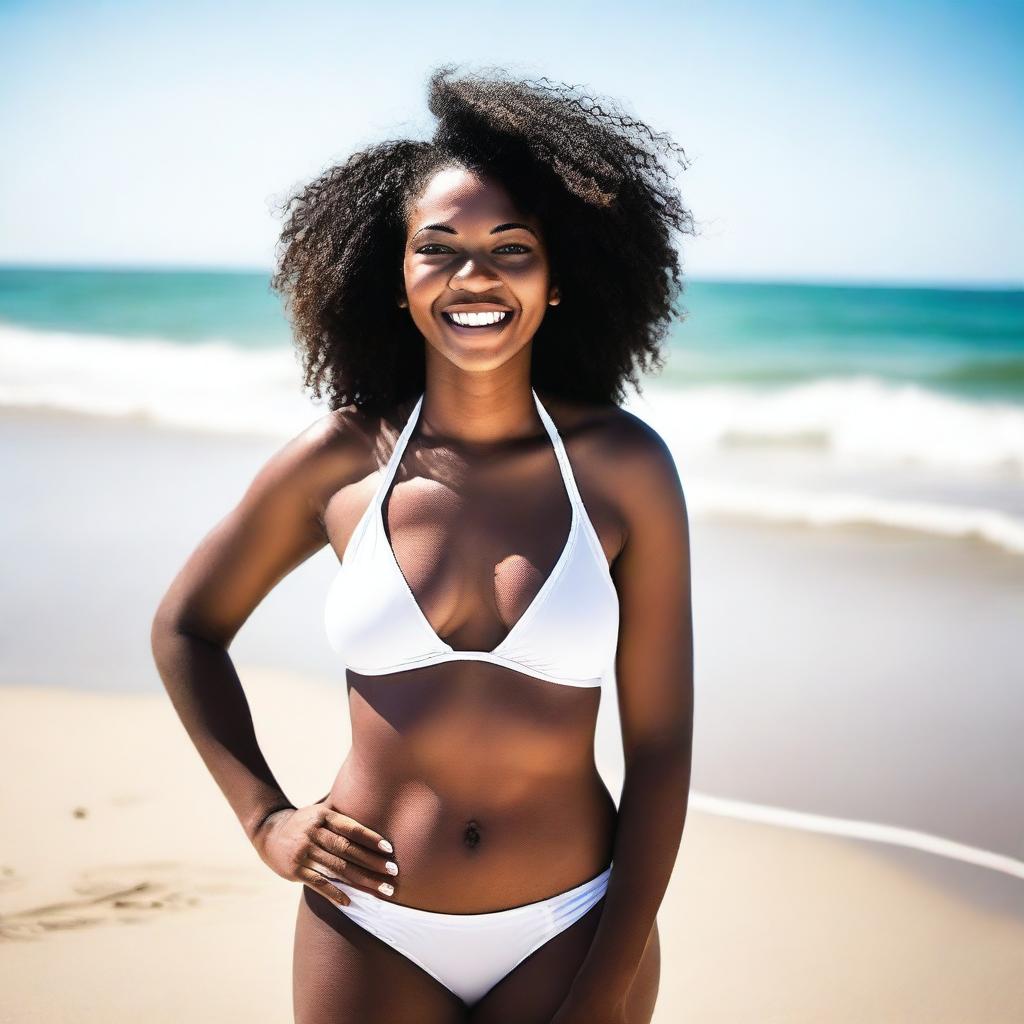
[251,802,399,909]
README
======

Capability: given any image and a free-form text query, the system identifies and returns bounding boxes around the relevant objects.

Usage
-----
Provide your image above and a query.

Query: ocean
[2,266,1022,554]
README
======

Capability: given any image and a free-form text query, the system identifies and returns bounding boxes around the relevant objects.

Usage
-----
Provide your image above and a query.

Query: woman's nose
[451,256,499,286]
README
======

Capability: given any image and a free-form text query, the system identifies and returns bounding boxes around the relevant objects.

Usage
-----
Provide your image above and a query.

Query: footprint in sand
[0,862,264,941]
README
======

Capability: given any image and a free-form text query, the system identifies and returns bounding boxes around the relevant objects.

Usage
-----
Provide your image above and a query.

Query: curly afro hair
[269,64,695,415]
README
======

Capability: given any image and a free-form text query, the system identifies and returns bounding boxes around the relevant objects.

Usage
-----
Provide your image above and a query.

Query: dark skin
[151,166,693,1024]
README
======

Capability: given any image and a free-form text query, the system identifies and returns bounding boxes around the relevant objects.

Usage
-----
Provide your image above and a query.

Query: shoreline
[5,392,1024,557]
[689,791,1024,882]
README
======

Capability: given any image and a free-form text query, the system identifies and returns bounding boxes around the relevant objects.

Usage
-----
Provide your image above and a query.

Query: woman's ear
[548,285,560,306]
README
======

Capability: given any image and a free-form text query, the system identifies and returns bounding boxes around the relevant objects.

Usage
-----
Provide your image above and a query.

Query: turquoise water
[0,267,287,349]
[1,266,1021,402]
[667,280,1024,402]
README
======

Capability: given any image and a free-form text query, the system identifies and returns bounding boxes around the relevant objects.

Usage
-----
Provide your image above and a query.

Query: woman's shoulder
[540,389,685,533]
[289,404,375,470]
[267,402,399,515]
[539,389,676,473]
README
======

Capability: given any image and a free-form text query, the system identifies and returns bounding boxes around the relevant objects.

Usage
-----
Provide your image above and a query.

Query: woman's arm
[150,412,356,844]
[556,416,694,1019]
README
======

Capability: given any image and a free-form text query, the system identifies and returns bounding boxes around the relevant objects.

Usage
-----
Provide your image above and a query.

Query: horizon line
[0,260,1021,293]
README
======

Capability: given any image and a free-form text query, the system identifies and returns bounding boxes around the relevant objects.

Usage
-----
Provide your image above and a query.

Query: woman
[151,65,694,1024]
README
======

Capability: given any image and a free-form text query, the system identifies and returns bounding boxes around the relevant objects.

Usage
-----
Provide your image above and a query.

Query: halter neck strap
[371,388,585,513]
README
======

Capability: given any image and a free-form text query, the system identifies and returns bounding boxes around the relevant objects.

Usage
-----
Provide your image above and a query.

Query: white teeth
[446,310,508,327]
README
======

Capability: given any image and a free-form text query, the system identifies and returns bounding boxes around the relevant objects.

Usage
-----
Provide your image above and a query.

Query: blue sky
[1,0,1021,285]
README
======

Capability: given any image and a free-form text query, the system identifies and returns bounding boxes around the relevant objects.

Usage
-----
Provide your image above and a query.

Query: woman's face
[400,165,559,371]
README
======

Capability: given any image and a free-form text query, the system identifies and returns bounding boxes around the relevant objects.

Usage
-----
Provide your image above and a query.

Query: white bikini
[325,388,620,685]
[322,387,620,1007]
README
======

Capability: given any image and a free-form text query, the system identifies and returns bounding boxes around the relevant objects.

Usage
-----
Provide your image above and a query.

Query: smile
[441,310,512,329]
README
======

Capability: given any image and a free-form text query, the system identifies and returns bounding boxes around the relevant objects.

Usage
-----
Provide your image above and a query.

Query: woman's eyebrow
[490,222,538,237]
[412,222,538,239]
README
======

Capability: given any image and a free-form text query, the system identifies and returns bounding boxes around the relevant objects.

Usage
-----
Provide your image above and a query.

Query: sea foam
[4,323,1023,554]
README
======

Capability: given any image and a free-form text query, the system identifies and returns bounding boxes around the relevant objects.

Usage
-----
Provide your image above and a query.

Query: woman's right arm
[150,415,338,841]
[149,412,398,904]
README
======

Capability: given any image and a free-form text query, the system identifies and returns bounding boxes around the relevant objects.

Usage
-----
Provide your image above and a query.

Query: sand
[1,669,1021,1023]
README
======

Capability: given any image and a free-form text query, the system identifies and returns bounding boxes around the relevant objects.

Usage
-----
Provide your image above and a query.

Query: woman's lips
[440,310,515,332]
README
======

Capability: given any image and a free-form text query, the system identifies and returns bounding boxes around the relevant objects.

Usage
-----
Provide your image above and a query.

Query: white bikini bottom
[326,862,613,1007]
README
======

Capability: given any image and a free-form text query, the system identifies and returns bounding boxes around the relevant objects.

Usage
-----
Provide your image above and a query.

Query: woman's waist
[325,760,617,912]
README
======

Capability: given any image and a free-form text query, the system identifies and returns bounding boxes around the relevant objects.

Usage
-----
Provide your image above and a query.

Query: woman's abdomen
[325,665,617,912]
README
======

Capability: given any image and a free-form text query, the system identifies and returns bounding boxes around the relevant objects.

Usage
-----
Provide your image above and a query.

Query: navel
[462,818,482,849]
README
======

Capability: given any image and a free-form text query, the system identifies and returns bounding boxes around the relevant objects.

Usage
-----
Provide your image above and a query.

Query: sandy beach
[0,672,1022,1022]
[2,406,1023,1021]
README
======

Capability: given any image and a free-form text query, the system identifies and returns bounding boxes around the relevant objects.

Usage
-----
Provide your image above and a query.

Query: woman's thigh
[469,900,661,1024]
[293,886,469,1024]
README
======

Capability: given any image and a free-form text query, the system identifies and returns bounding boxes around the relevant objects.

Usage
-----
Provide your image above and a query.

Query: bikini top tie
[325,388,620,687]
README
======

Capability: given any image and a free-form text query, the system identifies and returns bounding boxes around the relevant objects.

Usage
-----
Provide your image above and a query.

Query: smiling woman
[268,62,695,414]
[398,165,560,373]
[153,62,695,1024]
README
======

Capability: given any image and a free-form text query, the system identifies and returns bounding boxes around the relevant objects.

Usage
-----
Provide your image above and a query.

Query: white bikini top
[325,388,620,687]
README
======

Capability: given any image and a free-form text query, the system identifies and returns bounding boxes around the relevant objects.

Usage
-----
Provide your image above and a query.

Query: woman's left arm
[555,419,694,1021]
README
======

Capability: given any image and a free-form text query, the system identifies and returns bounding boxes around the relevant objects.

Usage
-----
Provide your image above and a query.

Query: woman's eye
[415,243,531,256]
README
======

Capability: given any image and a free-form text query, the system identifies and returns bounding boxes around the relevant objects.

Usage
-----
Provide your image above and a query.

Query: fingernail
[385,861,399,876]
[378,839,394,853]
[378,882,394,896]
